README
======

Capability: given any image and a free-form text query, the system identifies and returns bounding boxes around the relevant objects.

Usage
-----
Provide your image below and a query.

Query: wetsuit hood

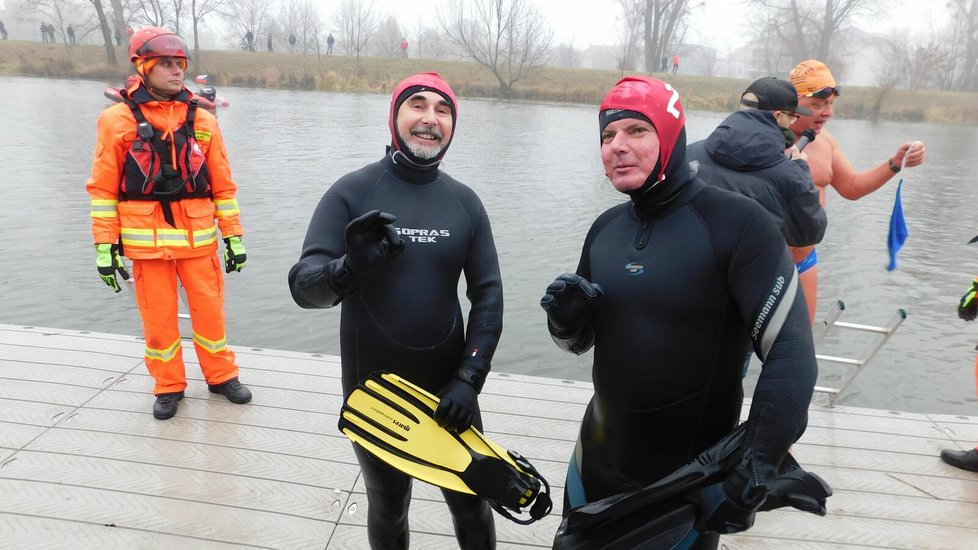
[388,72,457,171]
[705,110,788,171]
[599,76,687,197]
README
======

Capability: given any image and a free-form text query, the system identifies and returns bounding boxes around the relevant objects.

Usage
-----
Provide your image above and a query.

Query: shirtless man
[788,60,927,322]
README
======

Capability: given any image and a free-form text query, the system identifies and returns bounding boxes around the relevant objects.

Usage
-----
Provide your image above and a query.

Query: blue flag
[887,179,908,271]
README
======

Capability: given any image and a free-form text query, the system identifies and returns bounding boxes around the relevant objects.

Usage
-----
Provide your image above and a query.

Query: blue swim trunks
[796,248,817,274]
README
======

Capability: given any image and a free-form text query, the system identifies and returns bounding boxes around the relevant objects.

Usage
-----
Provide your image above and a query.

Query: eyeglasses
[779,112,800,125]
[801,86,840,99]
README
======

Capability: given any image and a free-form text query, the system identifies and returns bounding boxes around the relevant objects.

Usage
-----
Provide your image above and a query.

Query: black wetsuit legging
[289,154,504,549]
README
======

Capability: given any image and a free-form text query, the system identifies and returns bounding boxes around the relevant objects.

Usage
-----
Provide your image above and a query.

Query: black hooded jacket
[687,109,826,247]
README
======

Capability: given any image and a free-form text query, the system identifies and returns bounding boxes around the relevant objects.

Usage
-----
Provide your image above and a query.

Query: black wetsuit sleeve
[783,160,827,247]
[727,211,817,479]
[457,205,504,390]
[288,193,356,309]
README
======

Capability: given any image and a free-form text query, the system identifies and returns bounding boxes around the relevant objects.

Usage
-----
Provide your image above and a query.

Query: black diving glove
[692,450,769,535]
[539,273,603,333]
[760,454,832,516]
[959,278,978,321]
[434,378,478,432]
[344,210,405,275]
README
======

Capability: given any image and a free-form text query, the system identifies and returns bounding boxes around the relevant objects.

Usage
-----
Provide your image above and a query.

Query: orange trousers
[132,254,238,394]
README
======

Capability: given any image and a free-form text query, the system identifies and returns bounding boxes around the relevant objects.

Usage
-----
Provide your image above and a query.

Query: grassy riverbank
[2,39,976,124]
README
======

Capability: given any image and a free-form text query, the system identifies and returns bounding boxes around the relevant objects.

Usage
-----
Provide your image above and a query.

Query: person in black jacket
[688,77,826,248]
[289,72,502,549]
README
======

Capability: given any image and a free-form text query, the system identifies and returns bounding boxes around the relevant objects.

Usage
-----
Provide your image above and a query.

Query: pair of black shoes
[940,448,978,472]
[152,377,253,420]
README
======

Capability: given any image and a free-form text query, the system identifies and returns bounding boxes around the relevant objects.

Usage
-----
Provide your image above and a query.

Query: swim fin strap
[339,371,553,525]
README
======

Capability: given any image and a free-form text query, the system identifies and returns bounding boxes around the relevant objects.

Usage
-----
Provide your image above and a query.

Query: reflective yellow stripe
[193,331,227,354]
[145,338,182,362]
[214,199,239,217]
[90,199,118,218]
[157,228,190,247]
[120,227,155,247]
[193,226,218,246]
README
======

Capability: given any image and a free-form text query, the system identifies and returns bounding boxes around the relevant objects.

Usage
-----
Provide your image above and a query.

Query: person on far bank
[326,33,334,55]
[688,76,826,249]
[672,53,679,74]
[943,279,978,471]
[289,72,503,549]
[0,19,8,40]
[67,24,75,44]
[787,59,927,322]
[85,26,252,420]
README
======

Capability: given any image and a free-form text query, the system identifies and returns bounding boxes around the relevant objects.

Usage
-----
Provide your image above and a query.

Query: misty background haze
[2,0,975,94]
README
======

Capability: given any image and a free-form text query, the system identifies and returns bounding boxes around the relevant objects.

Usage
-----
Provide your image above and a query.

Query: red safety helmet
[129,26,189,63]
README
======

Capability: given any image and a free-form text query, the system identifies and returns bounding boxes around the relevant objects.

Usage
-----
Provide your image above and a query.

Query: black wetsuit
[687,109,826,247]
[289,153,503,549]
[559,168,817,523]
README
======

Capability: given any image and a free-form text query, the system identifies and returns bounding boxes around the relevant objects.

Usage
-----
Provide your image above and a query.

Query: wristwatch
[887,158,901,173]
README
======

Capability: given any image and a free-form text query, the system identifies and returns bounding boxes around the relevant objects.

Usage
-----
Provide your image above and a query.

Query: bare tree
[745,0,889,69]
[280,0,324,54]
[332,0,378,69]
[439,0,554,97]
[15,0,88,43]
[91,0,119,64]
[131,0,167,27]
[554,41,579,68]
[948,0,978,91]
[615,0,643,72]
[640,0,695,74]
[188,0,222,72]
[373,14,402,57]
[220,0,270,51]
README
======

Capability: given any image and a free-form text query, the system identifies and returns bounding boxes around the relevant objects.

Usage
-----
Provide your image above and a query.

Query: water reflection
[1,75,977,415]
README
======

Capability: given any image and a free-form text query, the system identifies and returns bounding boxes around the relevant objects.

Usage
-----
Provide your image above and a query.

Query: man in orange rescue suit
[86,26,252,420]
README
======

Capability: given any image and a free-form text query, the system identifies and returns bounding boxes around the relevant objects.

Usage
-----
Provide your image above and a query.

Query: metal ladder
[812,300,907,406]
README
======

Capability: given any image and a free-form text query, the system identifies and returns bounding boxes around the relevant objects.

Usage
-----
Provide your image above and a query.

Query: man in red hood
[289,72,503,548]
[542,76,818,548]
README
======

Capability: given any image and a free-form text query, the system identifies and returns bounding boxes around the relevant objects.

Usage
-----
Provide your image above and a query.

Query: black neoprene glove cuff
[456,355,490,393]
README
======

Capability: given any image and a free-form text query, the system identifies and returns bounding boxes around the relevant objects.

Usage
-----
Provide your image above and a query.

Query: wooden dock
[1,323,976,549]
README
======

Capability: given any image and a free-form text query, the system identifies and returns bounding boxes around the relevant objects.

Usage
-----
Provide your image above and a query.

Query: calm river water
[2,75,977,416]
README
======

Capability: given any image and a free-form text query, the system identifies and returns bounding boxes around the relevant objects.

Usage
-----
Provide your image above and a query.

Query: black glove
[539,273,602,333]
[692,450,768,535]
[344,210,405,275]
[760,454,831,516]
[434,378,478,432]
[959,279,978,321]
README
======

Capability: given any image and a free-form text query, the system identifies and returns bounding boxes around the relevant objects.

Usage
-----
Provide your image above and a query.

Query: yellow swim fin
[339,371,552,525]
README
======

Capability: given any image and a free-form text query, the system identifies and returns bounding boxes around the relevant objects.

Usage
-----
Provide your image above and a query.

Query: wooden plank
[0,379,101,407]
[44,407,355,463]
[24,428,360,492]
[0,478,334,549]
[0,342,140,372]
[4,450,344,519]
[0,516,248,549]
[0,398,76,428]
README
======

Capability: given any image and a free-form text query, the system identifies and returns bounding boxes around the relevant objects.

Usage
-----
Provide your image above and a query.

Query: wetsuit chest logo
[396,227,450,243]
[625,262,645,275]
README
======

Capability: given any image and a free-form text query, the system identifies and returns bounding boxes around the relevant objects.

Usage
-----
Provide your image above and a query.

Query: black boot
[153,391,184,420]
[940,448,978,472]
[208,377,253,404]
